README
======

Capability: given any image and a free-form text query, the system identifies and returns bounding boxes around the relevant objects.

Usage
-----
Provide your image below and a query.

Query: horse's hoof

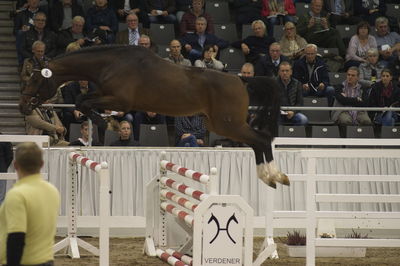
[258,174,276,189]
[275,172,290,186]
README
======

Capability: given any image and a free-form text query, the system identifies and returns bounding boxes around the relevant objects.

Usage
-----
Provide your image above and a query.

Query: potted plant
[286,229,367,258]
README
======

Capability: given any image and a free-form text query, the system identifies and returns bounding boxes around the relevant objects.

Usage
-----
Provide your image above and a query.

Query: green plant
[286,230,306,246]
[345,229,369,239]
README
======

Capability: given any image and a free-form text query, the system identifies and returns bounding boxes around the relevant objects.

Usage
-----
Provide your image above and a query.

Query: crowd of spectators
[14,0,400,145]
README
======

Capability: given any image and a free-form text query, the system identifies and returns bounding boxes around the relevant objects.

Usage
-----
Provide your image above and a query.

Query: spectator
[69,121,101,146]
[19,12,57,65]
[255,42,289,77]
[164,39,192,66]
[175,115,206,147]
[388,55,400,83]
[240,62,262,106]
[359,48,385,88]
[65,41,81,52]
[85,0,118,44]
[232,19,275,64]
[145,0,177,24]
[0,142,59,266]
[194,44,224,70]
[277,61,308,125]
[354,0,386,26]
[138,34,158,52]
[332,66,372,126]
[374,17,400,66]
[261,0,296,37]
[345,21,377,69]
[323,0,361,28]
[233,0,262,30]
[296,0,346,57]
[0,138,13,205]
[133,111,166,141]
[25,103,69,146]
[20,40,48,89]
[111,0,150,29]
[369,69,400,126]
[279,21,307,60]
[293,43,335,105]
[180,16,229,63]
[110,121,139,146]
[179,0,214,36]
[176,0,191,22]
[13,0,44,35]
[49,0,84,32]
[57,16,92,54]
[116,13,142,45]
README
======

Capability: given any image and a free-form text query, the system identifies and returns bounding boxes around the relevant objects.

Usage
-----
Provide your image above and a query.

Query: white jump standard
[145,152,254,266]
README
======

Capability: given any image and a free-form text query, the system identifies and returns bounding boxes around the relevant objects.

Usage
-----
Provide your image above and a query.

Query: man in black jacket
[255,42,289,78]
[49,0,84,32]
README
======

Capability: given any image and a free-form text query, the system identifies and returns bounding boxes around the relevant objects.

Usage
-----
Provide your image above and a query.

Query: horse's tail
[244,76,281,139]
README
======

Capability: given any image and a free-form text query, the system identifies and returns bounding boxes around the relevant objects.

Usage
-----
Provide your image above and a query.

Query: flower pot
[286,245,366,258]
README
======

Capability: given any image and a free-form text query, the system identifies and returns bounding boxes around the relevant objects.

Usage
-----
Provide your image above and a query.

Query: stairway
[0,0,26,134]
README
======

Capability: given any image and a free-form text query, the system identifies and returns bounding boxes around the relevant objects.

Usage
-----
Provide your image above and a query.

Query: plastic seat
[157,45,170,59]
[295,2,311,17]
[205,1,231,23]
[345,126,375,138]
[317,47,339,57]
[278,125,306,137]
[241,24,252,39]
[103,130,119,146]
[139,124,169,146]
[302,97,334,125]
[386,4,400,18]
[311,125,340,138]
[328,72,346,86]
[336,24,356,39]
[149,23,175,45]
[273,25,284,40]
[219,47,245,72]
[381,126,400,138]
[214,23,238,43]
[69,123,99,143]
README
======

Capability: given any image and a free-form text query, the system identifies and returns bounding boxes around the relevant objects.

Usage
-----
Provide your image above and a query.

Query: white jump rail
[256,137,400,266]
[144,151,254,266]
[54,152,110,266]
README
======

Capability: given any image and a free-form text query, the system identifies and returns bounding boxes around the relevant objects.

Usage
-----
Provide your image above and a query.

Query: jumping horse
[19,45,289,188]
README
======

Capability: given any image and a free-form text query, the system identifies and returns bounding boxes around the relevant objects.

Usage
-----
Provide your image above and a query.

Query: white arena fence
[144,151,254,266]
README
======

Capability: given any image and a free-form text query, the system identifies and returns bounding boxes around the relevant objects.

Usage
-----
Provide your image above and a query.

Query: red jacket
[261,0,296,17]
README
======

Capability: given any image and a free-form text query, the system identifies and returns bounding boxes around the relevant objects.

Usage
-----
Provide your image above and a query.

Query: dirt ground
[54,236,400,266]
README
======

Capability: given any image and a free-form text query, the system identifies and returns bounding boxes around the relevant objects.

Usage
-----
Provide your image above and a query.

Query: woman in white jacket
[194,44,224,71]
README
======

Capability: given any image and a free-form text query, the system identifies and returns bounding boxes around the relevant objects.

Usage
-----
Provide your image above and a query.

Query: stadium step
[0,74,20,83]
[0,66,18,73]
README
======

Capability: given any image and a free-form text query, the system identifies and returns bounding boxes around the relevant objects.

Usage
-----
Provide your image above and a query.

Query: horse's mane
[54,44,145,60]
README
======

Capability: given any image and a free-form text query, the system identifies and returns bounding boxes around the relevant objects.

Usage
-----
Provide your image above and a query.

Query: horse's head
[19,65,55,115]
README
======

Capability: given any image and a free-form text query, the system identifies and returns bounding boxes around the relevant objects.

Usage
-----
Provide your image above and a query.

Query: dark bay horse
[19,45,289,188]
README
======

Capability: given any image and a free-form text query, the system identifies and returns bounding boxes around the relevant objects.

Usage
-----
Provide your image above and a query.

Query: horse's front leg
[263,144,290,186]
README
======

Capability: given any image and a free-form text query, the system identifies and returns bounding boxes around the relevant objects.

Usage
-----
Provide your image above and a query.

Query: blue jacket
[85,6,118,33]
[293,55,330,89]
[180,32,229,52]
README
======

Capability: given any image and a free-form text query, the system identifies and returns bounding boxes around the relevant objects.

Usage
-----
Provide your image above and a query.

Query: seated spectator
[297,0,346,57]
[232,20,275,64]
[110,121,139,146]
[194,44,224,70]
[354,0,386,26]
[20,40,48,89]
[180,17,229,63]
[145,0,177,24]
[19,12,57,65]
[176,0,191,22]
[369,69,400,126]
[179,0,213,36]
[69,121,101,146]
[133,111,166,141]
[233,0,262,29]
[13,0,45,35]
[389,55,400,83]
[345,21,377,69]
[359,48,385,88]
[277,61,308,125]
[240,62,263,107]
[175,115,206,147]
[85,0,118,44]
[25,102,69,146]
[261,0,296,37]
[138,34,158,52]
[15,0,48,13]
[116,13,143,45]
[57,16,93,54]
[332,67,371,126]
[279,21,307,61]
[323,0,361,28]
[255,42,289,77]
[111,0,149,29]
[164,39,192,66]
[293,43,335,105]
[49,0,84,32]
[374,17,400,66]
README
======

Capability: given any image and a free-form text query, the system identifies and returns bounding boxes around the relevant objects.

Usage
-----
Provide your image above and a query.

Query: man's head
[119,121,132,140]
[169,39,182,57]
[138,34,151,49]
[80,121,89,141]
[366,48,379,65]
[346,66,359,86]
[311,0,323,15]
[240,63,254,77]
[32,40,45,59]
[63,0,72,6]
[269,42,281,61]
[251,20,266,37]
[381,69,393,86]
[71,16,85,34]
[28,0,40,9]
[126,14,139,30]
[33,12,47,31]
[195,17,207,34]
[305,44,318,63]
[375,17,389,36]
[95,0,108,8]
[146,111,157,117]
[192,0,204,12]
[14,142,43,176]
[278,61,292,82]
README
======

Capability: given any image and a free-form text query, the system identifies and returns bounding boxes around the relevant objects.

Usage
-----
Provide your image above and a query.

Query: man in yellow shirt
[0,142,60,266]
